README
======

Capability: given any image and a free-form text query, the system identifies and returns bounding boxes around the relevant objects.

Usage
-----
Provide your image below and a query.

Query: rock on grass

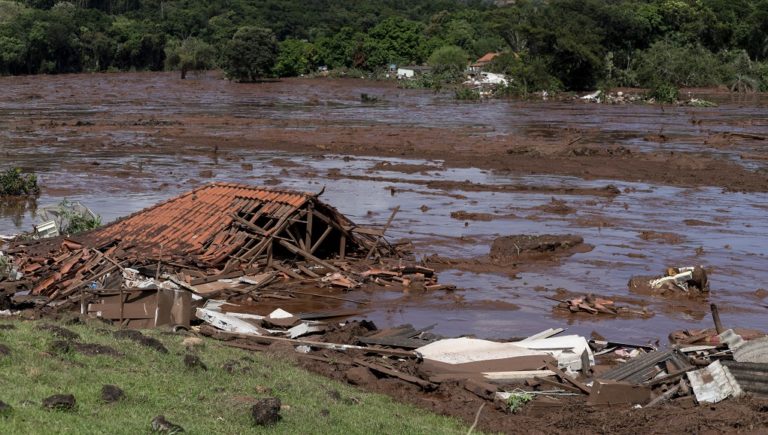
[42,394,76,411]
[251,397,281,426]
[101,385,124,403]
[0,344,10,356]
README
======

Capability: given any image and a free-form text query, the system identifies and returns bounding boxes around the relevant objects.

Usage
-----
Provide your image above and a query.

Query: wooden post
[710,303,724,334]
[310,226,333,254]
[339,234,346,260]
[119,289,124,328]
[366,206,400,260]
[305,205,313,251]
[278,239,339,272]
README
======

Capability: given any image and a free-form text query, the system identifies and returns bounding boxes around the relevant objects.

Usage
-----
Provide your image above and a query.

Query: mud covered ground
[1,71,767,345]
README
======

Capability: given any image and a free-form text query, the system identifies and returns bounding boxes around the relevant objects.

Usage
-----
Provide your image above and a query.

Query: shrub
[488,53,561,95]
[57,199,102,234]
[648,83,679,103]
[454,87,480,100]
[0,168,40,196]
[428,45,468,77]
[633,41,721,88]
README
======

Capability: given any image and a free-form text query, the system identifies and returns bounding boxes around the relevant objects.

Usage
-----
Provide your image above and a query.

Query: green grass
[0,319,469,434]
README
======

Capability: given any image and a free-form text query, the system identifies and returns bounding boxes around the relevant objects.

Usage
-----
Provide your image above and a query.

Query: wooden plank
[200,328,416,358]
[296,264,321,278]
[305,205,313,252]
[270,263,304,280]
[533,376,582,393]
[88,302,154,319]
[351,227,385,237]
[278,239,339,272]
[483,370,556,381]
[366,206,400,260]
[310,225,333,255]
[353,358,436,390]
[545,362,592,394]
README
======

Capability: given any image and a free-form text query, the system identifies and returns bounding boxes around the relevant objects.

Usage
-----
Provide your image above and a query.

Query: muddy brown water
[1,72,767,344]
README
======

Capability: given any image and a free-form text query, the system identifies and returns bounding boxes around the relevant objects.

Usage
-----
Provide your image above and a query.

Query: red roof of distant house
[472,52,501,66]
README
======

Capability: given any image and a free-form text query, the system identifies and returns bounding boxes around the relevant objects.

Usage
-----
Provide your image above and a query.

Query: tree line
[1,0,767,92]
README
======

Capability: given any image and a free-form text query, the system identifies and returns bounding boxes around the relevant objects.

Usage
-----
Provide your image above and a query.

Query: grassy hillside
[0,318,469,434]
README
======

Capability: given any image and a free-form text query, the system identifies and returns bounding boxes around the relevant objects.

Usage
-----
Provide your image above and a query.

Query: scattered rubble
[551,294,652,317]
[1,182,767,431]
[629,266,709,296]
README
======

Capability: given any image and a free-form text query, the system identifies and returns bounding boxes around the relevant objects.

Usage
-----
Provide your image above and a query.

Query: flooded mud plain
[1,71,767,344]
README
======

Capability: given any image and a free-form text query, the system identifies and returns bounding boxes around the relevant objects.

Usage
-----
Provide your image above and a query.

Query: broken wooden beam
[545,362,592,394]
[365,206,400,260]
[353,358,436,390]
[278,239,339,272]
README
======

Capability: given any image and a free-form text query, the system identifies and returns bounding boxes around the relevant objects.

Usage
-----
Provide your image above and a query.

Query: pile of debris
[629,266,709,296]
[551,293,652,317]
[0,183,436,325]
[192,299,766,418]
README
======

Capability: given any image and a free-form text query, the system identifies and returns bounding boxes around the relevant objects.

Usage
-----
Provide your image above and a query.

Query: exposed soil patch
[639,231,685,244]
[42,394,76,411]
[683,219,719,226]
[0,343,10,356]
[251,397,282,426]
[490,234,587,262]
[74,342,123,357]
[37,324,80,340]
[184,353,208,370]
[113,330,168,353]
[321,320,377,344]
[151,415,184,433]
[101,385,124,403]
[533,198,575,215]
[449,210,513,221]
[222,359,251,374]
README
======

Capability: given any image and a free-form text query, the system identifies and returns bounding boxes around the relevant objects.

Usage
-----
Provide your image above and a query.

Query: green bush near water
[0,168,39,196]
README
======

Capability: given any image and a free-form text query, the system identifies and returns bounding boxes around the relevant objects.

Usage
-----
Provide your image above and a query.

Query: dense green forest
[1,0,768,91]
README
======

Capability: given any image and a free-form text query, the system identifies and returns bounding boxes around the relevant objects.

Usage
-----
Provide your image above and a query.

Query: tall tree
[221,26,278,82]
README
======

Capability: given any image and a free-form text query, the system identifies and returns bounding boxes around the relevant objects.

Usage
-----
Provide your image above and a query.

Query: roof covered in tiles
[90,183,327,261]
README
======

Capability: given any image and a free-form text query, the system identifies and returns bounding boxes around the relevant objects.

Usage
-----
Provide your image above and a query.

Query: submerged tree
[165,37,215,79]
[221,26,278,82]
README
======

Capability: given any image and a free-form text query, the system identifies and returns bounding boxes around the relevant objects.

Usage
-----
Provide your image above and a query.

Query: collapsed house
[0,183,419,326]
